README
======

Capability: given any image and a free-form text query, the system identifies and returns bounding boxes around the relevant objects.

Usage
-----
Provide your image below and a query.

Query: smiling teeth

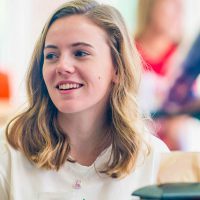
[58,83,81,90]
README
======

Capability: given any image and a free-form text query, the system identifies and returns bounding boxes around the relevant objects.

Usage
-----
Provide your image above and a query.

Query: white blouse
[0,131,169,200]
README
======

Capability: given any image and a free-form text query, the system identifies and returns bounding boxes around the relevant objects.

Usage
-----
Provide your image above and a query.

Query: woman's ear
[112,69,119,83]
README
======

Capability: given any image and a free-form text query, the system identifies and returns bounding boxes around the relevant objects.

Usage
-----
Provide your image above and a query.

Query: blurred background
[0,0,200,151]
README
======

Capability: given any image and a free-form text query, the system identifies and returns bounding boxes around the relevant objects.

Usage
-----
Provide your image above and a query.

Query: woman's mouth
[56,83,84,90]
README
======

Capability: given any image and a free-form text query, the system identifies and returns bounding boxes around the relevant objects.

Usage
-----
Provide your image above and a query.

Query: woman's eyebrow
[44,42,94,50]
[44,44,58,49]
[71,42,94,48]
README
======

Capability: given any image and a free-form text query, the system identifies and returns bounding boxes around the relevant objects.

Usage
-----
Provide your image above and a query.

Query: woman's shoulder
[148,134,169,153]
[0,128,28,174]
[141,131,169,153]
[0,128,35,189]
[135,133,170,170]
[0,128,10,157]
[0,128,13,170]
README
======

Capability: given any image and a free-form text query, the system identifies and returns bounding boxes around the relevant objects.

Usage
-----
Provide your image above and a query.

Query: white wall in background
[0,0,32,106]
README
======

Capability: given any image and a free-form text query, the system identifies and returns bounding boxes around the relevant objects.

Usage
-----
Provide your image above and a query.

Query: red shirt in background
[136,42,178,76]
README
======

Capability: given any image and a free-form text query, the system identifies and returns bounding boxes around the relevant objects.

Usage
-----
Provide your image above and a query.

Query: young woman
[0,0,168,199]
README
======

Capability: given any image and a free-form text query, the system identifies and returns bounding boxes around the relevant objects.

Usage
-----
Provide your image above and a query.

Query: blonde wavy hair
[6,0,149,178]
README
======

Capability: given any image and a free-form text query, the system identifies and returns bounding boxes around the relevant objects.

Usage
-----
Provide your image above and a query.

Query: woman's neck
[58,107,111,166]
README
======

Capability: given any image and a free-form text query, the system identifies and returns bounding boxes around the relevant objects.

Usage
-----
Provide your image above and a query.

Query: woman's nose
[56,56,75,75]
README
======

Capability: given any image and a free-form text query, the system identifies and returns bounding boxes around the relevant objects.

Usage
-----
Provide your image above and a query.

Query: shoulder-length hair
[6,0,149,178]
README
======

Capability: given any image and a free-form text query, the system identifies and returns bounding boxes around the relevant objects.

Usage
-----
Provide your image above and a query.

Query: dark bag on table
[132,183,200,200]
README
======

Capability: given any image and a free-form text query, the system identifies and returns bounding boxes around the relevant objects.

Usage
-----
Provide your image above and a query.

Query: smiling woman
[0,0,168,200]
[43,15,116,114]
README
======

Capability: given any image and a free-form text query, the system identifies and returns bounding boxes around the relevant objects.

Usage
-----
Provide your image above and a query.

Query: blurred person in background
[135,0,183,112]
[155,32,200,150]
[134,0,187,150]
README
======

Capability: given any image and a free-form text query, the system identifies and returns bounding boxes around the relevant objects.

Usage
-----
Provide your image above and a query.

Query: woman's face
[150,0,183,39]
[43,15,117,114]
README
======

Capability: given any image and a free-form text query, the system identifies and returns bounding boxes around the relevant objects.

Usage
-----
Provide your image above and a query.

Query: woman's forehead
[44,15,109,47]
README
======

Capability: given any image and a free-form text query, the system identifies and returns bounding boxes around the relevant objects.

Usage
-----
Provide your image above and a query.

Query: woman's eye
[45,53,58,60]
[74,50,89,57]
